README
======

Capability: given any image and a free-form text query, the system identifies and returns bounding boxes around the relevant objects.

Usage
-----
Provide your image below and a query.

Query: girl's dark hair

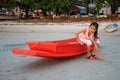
[90,22,99,39]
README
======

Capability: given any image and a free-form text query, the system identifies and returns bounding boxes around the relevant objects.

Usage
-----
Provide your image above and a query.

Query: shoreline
[0,18,120,25]
[0,20,119,33]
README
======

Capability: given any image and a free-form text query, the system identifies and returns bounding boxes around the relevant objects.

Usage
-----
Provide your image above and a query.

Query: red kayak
[12,38,94,58]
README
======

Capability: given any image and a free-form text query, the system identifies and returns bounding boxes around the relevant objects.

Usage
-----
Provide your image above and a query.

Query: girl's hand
[98,56,103,61]
[78,40,84,45]
[76,38,79,42]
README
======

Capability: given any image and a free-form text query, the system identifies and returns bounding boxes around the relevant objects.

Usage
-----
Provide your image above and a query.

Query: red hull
[12,38,94,58]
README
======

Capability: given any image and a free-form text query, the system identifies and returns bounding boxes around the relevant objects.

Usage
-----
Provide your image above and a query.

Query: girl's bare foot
[86,55,95,60]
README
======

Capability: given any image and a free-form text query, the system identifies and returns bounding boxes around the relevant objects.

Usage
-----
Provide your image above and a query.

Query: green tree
[55,0,71,16]
[20,0,35,17]
[83,0,89,14]
[39,0,55,16]
[96,0,104,14]
[3,0,35,18]
[3,0,21,19]
[106,0,115,14]
[83,0,105,15]
[106,0,120,14]
[3,0,17,8]
[33,0,71,17]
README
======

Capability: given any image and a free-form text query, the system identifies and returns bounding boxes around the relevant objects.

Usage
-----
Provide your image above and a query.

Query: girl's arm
[76,28,86,41]
[93,38,103,60]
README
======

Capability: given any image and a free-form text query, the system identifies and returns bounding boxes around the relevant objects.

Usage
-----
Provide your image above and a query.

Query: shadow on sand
[20,54,85,71]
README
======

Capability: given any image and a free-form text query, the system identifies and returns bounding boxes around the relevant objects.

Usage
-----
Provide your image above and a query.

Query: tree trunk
[17,6,20,19]
[111,1,117,14]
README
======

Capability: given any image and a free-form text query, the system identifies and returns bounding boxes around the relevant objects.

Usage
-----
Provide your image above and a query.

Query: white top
[79,27,94,41]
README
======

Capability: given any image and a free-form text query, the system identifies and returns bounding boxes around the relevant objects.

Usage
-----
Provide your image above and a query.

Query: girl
[76,22,103,60]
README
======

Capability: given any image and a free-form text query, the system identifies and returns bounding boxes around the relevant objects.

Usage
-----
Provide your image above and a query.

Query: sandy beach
[0,21,120,80]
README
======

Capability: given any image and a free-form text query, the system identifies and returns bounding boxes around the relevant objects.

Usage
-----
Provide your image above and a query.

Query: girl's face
[89,25,96,33]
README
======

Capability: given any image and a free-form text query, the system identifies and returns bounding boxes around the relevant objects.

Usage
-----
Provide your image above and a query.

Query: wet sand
[0,21,120,80]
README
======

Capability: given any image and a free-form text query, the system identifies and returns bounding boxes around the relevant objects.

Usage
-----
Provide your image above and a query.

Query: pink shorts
[78,33,100,46]
[80,38,92,46]
[79,33,93,46]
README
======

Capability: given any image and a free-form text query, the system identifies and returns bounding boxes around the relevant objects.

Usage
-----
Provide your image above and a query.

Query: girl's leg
[79,38,95,59]
[91,47,95,56]
[90,47,97,59]
[86,46,95,60]
[86,46,91,58]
